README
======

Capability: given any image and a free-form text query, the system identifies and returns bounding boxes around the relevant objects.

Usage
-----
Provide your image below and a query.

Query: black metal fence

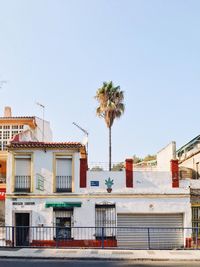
[0,226,199,249]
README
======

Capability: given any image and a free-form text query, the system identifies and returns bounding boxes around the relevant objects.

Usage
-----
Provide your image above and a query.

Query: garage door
[117,214,184,249]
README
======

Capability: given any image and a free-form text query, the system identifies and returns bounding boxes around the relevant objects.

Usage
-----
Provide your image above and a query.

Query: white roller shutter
[117,213,184,249]
[56,158,72,176]
[15,158,31,176]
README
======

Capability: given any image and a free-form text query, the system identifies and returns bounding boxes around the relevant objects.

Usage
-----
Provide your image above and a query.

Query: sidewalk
[0,248,200,261]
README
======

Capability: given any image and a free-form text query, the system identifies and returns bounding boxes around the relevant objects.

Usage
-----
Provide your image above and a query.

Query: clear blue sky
[0,0,200,163]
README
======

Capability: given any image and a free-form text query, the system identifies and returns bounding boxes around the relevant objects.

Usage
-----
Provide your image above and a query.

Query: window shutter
[15,158,31,176]
[56,158,72,176]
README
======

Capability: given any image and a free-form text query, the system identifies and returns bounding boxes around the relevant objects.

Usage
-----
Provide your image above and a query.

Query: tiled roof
[8,141,84,149]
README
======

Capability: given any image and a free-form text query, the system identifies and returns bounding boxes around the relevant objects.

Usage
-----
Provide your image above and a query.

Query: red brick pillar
[171,159,179,188]
[126,159,133,188]
[80,158,87,188]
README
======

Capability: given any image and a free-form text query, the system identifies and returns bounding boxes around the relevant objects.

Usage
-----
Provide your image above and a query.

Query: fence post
[101,227,104,249]
[12,226,15,248]
[147,228,150,250]
[196,227,198,249]
[56,227,58,248]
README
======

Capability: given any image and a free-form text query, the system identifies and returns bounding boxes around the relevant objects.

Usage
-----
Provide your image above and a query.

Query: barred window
[192,207,200,236]
[95,203,116,239]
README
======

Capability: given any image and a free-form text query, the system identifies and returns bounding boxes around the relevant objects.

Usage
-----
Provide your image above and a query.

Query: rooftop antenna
[36,102,45,142]
[72,122,89,156]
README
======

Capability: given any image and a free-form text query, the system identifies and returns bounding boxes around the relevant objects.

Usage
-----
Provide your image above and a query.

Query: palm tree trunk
[109,126,112,171]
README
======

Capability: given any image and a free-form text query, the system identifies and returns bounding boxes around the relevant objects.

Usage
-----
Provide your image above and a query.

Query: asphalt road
[0,259,200,267]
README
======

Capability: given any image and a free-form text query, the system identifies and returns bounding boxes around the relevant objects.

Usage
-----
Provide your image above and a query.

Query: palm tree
[95,81,125,171]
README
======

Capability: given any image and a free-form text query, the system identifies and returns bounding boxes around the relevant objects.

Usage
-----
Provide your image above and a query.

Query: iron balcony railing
[56,175,72,192]
[14,175,31,193]
[0,226,200,249]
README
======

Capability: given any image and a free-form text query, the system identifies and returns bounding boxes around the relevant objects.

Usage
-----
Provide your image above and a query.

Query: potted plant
[105,177,114,193]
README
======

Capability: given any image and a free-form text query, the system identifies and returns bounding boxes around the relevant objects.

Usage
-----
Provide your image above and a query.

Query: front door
[15,213,30,246]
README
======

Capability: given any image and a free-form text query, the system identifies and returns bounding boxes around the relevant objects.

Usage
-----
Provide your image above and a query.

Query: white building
[0,106,53,226]
[5,135,192,249]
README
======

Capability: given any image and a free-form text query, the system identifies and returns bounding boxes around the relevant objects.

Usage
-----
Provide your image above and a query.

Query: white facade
[4,137,194,248]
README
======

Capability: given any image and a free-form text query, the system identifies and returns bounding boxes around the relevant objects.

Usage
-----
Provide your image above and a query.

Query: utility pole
[36,102,45,142]
[72,122,89,156]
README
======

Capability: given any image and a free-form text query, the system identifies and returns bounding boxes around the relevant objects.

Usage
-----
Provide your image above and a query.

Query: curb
[1,256,200,262]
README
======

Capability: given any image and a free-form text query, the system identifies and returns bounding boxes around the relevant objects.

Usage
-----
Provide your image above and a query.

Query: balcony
[14,175,31,193]
[56,176,72,192]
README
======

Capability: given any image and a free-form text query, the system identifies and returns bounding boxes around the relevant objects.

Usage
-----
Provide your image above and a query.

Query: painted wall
[34,117,53,142]
[83,170,189,194]
[6,149,80,195]
[157,142,176,172]
[5,195,191,240]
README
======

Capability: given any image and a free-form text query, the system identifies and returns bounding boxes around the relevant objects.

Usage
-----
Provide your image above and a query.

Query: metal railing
[56,176,72,192]
[0,226,199,249]
[14,175,31,192]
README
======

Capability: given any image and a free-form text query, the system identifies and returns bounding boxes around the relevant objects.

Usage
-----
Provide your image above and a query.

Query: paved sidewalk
[0,248,200,261]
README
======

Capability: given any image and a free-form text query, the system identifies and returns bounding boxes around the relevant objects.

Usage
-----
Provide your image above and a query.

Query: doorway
[15,213,30,246]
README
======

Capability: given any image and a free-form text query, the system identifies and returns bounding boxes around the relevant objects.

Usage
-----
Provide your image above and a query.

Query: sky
[0,0,200,164]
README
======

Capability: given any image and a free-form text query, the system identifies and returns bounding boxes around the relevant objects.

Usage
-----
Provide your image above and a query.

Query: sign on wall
[36,173,45,191]
[90,181,99,187]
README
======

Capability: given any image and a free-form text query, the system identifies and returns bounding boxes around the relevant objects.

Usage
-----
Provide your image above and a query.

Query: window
[55,156,72,192]
[11,131,19,138]
[3,125,10,129]
[192,207,200,236]
[54,209,73,240]
[12,125,18,129]
[0,131,2,139]
[14,155,31,192]
[95,203,116,239]
[196,163,200,179]
[2,141,7,151]
[19,125,24,129]
[3,131,10,140]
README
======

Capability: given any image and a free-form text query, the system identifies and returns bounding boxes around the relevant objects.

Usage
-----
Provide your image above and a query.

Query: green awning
[45,202,82,208]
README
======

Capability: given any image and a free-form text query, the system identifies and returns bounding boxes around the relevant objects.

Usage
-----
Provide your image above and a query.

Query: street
[0,259,200,267]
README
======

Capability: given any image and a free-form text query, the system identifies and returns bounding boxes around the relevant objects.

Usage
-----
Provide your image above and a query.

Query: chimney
[4,106,12,117]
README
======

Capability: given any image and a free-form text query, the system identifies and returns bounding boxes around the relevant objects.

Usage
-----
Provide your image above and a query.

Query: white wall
[157,142,176,171]
[83,169,189,194]
[5,195,191,241]
[6,149,80,195]
[34,117,53,142]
